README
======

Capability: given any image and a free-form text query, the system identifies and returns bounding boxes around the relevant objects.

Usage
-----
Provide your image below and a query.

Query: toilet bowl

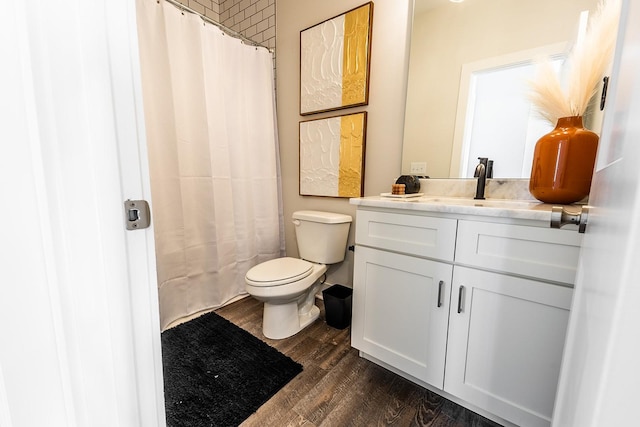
[245,257,327,339]
[244,211,352,339]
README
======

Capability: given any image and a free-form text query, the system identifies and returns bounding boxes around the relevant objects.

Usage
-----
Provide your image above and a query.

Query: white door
[553,0,640,425]
[0,1,164,426]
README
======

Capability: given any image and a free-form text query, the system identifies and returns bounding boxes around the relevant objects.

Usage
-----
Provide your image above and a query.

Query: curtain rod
[162,0,273,52]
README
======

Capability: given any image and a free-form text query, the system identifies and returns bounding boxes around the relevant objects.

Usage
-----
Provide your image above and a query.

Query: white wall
[276,0,413,287]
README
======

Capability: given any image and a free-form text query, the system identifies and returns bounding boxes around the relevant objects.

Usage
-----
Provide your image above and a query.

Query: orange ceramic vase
[529,116,599,204]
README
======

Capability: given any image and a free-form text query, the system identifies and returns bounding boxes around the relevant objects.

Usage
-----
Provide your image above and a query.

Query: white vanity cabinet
[351,206,583,427]
[351,210,457,388]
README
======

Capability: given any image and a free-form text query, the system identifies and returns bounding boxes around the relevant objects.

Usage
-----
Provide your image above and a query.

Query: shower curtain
[136,0,284,330]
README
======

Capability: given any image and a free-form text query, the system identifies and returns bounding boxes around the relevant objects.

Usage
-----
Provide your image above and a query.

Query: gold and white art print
[300,3,373,115]
[299,112,367,198]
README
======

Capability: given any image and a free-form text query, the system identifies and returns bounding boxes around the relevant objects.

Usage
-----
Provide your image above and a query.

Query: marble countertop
[349,195,578,223]
[350,178,587,223]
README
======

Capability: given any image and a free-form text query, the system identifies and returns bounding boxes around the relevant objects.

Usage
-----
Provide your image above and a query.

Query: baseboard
[165,293,251,330]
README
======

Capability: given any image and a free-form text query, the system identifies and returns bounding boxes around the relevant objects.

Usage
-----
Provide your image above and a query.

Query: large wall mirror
[401,0,602,179]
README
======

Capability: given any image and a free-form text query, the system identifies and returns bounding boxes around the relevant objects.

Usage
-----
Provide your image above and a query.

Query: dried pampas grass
[529,0,621,124]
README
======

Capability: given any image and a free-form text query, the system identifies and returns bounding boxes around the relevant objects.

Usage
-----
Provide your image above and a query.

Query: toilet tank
[292,211,352,264]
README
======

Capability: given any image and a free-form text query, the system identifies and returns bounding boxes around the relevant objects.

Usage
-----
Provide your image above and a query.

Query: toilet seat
[245,257,313,287]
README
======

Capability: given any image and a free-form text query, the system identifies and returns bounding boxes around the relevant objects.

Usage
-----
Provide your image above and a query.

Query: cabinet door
[445,266,573,427]
[351,246,453,388]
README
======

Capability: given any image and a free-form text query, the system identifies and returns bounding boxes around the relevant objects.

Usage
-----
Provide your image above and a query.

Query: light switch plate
[410,162,427,174]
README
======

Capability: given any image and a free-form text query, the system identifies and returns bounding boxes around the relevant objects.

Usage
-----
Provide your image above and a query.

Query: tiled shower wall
[174,0,276,50]
[175,0,221,22]
[220,0,276,50]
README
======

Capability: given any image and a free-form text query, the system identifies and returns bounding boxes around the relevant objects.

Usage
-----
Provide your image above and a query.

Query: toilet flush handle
[292,219,301,226]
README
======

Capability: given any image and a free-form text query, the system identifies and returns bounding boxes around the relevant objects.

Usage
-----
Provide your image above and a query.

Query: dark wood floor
[215,296,502,427]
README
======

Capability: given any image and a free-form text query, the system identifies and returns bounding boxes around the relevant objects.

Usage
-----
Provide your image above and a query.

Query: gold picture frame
[299,112,367,198]
[299,2,374,116]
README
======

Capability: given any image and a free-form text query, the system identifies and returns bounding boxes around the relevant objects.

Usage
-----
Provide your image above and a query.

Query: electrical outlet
[410,162,427,175]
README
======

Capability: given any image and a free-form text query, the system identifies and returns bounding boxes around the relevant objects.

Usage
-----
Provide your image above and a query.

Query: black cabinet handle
[437,280,444,307]
[457,285,465,314]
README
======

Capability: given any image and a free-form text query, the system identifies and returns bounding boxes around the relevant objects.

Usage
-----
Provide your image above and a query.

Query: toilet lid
[245,257,313,287]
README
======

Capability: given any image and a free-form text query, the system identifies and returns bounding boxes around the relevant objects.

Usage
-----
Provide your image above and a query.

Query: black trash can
[322,284,353,329]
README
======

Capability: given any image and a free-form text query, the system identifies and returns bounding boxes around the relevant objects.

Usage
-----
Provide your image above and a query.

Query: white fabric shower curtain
[136,0,284,330]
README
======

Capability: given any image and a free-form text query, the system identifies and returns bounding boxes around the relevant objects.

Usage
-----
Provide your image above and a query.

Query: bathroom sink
[418,197,542,210]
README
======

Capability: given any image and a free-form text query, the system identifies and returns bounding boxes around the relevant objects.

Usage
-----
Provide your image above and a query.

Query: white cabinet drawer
[355,209,457,261]
[456,220,582,284]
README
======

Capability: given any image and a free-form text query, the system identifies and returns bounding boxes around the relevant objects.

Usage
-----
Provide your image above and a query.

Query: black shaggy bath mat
[161,311,303,427]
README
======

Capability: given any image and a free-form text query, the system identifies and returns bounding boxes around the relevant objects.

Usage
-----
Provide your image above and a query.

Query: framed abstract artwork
[299,2,374,115]
[299,112,367,198]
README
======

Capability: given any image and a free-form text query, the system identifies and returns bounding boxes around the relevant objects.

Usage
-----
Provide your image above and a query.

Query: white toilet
[245,210,352,339]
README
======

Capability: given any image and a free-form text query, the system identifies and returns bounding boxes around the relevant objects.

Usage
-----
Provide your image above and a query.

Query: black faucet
[474,157,488,200]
